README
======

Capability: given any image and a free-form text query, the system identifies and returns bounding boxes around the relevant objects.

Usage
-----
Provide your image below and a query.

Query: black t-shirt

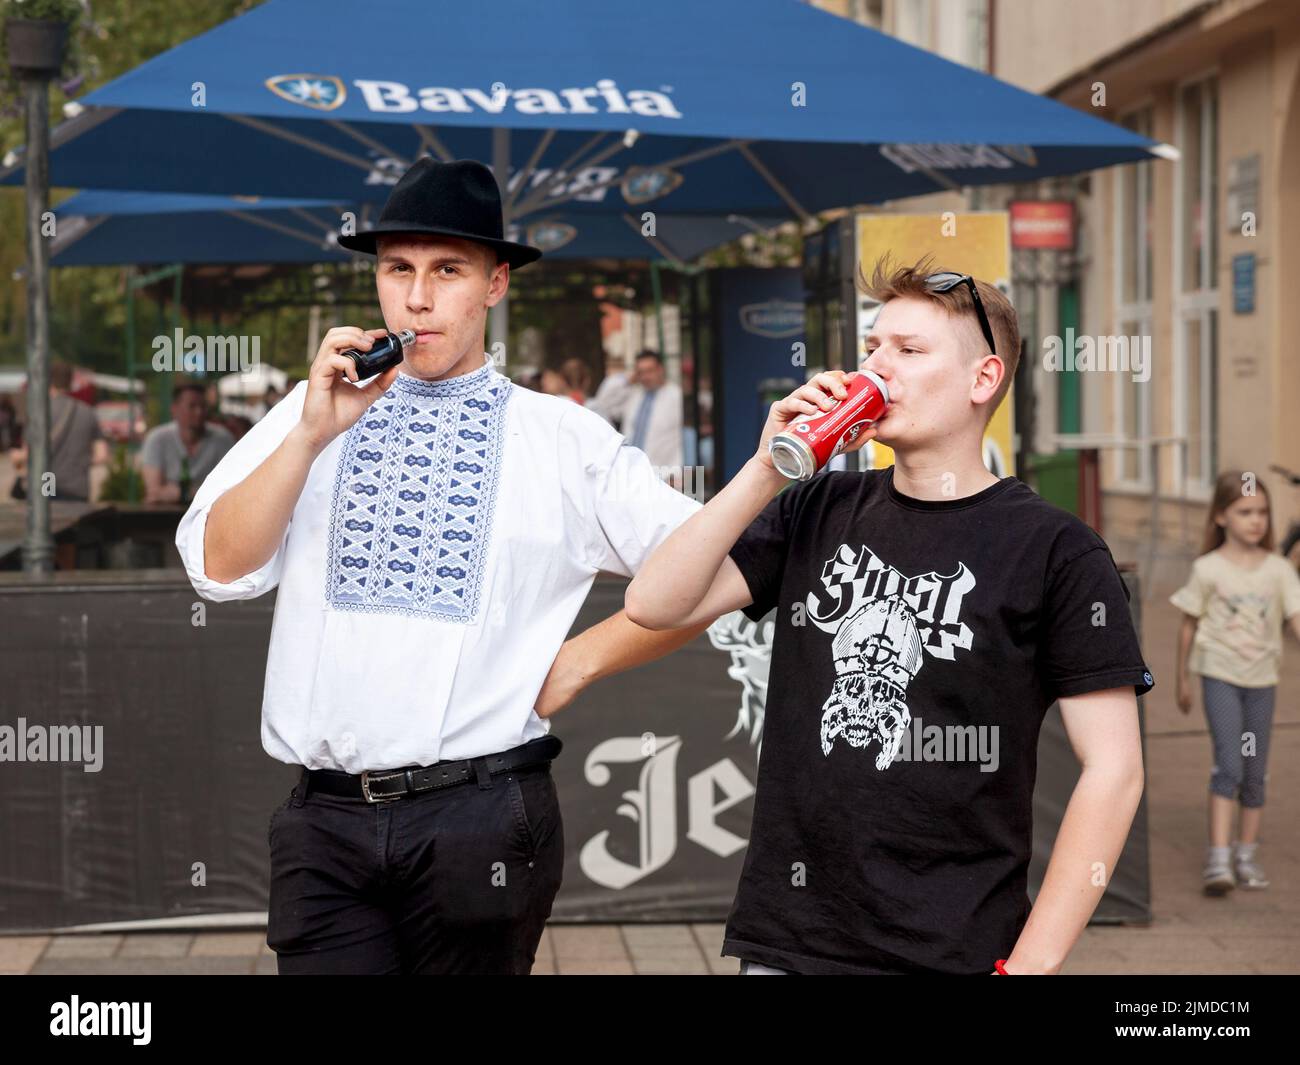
[724,466,1154,975]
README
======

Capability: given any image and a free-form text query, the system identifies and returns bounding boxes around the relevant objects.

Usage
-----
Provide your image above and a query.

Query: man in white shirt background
[588,353,634,429]
[619,350,684,477]
[177,158,710,975]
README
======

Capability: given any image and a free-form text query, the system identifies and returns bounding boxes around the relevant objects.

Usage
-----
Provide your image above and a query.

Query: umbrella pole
[125,272,137,504]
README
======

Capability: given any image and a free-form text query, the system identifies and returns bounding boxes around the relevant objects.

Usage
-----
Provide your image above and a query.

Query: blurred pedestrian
[263,385,284,419]
[559,357,592,406]
[1171,470,1300,895]
[588,354,632,429]
[8,360,109,503]
[618,350,683,473]
[0,394,15,452]
[139,380,234,504]
[539,367,568,397]
[221,414,254,441]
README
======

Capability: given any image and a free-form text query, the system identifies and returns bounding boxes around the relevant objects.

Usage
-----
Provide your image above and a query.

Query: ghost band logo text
[808,544,975,657]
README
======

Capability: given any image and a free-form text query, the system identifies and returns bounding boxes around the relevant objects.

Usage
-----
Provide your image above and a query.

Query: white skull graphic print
[806,544,976,770]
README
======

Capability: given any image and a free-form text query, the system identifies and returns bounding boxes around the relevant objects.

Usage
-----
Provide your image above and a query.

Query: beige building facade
[996,0,1300,583]
[814,0,1300,587]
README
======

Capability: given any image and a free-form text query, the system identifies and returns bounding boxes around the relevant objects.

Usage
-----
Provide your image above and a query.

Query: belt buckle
[360,770,403,803]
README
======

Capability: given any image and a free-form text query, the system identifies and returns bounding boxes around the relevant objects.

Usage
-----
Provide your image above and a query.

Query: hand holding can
[764,369,889,481]
[754,370,860,474]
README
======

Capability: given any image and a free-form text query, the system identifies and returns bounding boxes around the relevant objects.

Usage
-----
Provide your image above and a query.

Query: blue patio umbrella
[3,0,1173,226]
[5,0,1177,354]
[48,190,785,266]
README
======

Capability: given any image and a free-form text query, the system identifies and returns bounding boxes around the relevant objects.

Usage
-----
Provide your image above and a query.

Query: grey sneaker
[1203,846,1235,896]
[1233,844,1270,889]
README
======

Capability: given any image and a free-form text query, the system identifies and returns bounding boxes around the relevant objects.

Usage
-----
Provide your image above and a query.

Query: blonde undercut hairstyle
[857,255,1020,425]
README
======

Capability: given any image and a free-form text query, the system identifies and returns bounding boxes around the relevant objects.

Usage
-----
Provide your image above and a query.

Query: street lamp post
[19,69,54,573]
[6,8,74,574]
[6,12,70,574]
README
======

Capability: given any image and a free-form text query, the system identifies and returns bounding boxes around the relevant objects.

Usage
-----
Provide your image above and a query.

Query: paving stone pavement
[4,578,1297,975]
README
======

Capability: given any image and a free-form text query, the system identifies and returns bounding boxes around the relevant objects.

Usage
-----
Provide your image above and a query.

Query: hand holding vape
[340,329,415,381]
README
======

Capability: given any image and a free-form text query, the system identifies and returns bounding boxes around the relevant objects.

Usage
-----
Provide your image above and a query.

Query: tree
[0,1,266,372]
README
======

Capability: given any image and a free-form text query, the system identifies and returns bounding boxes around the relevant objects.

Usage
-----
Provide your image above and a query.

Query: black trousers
[266,741,564,974]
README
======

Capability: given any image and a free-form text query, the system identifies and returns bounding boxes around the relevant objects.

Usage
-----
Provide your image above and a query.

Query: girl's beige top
[1170,550,1300,688]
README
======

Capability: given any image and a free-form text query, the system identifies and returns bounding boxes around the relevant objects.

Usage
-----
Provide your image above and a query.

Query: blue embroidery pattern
[326,360,512,622]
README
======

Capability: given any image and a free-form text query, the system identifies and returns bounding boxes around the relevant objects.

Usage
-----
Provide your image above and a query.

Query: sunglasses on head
[924,272,997,358]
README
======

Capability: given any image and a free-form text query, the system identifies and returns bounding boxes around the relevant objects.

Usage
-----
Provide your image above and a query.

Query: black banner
[0,570,1148,930]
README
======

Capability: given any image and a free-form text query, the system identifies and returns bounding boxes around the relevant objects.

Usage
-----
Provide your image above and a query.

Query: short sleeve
[1038,540,1155,700]
[209,424,236,461]
[574,405,702,577]
[174,382,307,602]
[139,426,164,469]
[1169,562,1209,618]
[728,479,803,624]
[1281,559,1300,620]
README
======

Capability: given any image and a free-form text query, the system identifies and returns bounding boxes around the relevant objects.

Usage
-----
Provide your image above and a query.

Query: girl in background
[1171,470,1300,896]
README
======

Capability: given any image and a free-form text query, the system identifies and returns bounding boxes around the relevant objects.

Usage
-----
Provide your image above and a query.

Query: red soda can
[768,369,890,481]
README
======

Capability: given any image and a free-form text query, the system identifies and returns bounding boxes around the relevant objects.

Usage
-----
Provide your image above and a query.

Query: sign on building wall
[1009,200,1075,250]
[1232,253,1256,314]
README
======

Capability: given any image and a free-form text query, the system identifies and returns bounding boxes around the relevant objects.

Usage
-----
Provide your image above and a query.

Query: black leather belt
[305,735,562,804]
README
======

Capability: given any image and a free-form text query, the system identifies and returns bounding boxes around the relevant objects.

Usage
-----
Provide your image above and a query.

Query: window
[1175,77,1219,495]
[1112,108,1154,488]
[1180,80,1218,295]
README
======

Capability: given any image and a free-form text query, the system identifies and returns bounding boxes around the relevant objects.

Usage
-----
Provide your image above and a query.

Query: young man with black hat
[176,158,704,974]
[626,258,1154,975]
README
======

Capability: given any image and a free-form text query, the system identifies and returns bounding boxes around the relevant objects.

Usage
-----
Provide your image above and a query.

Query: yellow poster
[854,212,1014,477]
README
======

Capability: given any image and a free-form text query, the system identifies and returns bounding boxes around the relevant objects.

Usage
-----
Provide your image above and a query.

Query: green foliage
[699,219,805,270]
[1,1,266,381]
[2,0,82,21]
[97,438,141,502]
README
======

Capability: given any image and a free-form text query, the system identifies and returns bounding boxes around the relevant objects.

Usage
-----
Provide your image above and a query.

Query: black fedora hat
[337,157,542,269]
